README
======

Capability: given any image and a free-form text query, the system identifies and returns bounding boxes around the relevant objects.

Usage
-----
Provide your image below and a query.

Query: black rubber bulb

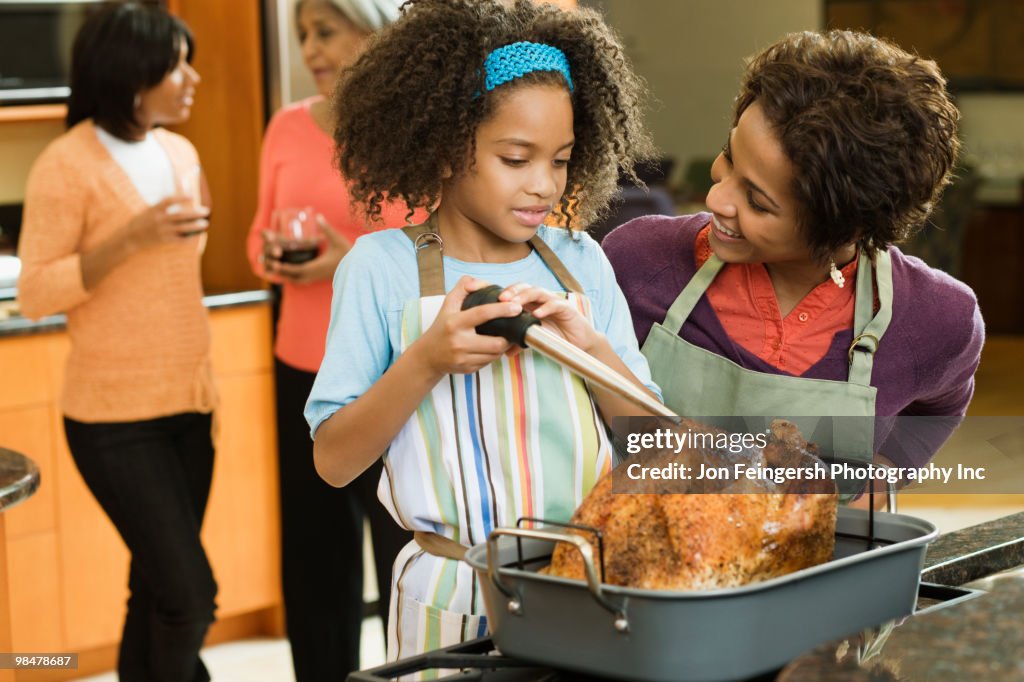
[461,284,540,347]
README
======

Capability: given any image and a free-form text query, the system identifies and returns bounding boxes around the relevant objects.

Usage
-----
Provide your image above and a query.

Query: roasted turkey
[546,419,838,590]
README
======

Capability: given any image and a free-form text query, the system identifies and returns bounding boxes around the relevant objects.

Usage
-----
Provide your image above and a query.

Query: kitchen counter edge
[0,288,274,338]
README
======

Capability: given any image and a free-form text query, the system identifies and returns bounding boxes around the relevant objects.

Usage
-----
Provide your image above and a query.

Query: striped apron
[380,222,613,666]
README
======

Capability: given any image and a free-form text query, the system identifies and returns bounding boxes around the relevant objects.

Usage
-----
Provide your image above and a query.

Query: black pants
[64,412,217,682]
[275,359,411,680]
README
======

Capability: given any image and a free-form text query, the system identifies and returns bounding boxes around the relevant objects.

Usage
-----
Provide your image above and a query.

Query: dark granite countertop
[0,288,273,338]
[778,511,1024,681]
[0,447,40,513]
[921,511,1024,586]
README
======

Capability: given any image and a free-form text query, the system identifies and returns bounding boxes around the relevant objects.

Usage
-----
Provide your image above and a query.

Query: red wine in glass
[279,241,320,264]
[273,207,321,264]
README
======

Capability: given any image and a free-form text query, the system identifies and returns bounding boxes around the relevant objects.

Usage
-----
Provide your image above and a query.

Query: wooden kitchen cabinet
[960,205,1024,334]
[166,0,266,294]
[0,302,281,680]
[0,519,11,682]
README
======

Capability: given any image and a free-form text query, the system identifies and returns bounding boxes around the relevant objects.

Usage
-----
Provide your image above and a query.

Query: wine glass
[175,163,208,238]
[272,206,321,264]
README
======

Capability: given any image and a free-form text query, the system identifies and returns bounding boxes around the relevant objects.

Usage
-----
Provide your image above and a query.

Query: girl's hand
[125,195,210,250]
[499,283,601,353]
[416,276,521,376]
[263,214,352,285]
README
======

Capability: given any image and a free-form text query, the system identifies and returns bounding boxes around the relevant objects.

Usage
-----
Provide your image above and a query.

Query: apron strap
[660,245,894,387]
[847,248,893,386]
[402,221,446,297]
[528,234,584,294]
[662,254,724,334]
[414,531,467,561]
[402,217,584,297]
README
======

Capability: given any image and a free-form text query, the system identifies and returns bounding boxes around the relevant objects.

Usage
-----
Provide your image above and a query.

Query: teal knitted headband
[482,41,574,94]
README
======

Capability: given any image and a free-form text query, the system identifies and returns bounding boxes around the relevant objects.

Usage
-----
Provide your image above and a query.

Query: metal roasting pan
[464,507,938,682]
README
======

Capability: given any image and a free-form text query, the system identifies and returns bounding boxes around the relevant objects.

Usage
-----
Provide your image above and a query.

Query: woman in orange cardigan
[17,4,215,681]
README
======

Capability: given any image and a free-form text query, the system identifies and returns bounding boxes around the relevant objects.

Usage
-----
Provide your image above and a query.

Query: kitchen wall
[583,0,1024,206]
[0,120,64,205]
[581,0,822,183]
[957,93,1024,204]
[264,0,317,110]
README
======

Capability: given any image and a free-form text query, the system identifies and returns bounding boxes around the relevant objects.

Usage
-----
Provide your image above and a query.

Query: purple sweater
[603,214,985,465]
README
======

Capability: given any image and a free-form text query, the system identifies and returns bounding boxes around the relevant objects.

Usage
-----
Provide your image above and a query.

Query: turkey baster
[463,285,678,421]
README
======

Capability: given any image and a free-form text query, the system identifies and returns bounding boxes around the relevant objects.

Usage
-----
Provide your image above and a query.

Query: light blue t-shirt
[305,224,661,437]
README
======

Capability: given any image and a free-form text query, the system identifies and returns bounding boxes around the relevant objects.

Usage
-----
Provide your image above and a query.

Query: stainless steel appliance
[0,1,160,105]
[260,0,316,118]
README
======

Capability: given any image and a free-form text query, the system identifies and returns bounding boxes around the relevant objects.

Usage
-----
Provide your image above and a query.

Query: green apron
[640,249,893,470]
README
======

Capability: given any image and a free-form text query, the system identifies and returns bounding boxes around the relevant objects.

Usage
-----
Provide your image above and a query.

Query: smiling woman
[15,3,219,681]
[134,43,200,133]
[604,30,985,496]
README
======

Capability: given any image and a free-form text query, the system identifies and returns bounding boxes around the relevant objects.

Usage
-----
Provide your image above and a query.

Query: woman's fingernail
[509,303,522,314]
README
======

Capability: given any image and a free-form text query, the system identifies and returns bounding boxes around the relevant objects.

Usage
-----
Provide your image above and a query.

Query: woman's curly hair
[734,30,960,261]
[332,0,654,229]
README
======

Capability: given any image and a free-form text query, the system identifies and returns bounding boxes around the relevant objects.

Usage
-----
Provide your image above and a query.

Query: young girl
[304,0,659,661]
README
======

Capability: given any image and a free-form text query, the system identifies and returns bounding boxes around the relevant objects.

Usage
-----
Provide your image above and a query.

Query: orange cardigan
[17,120,217,422]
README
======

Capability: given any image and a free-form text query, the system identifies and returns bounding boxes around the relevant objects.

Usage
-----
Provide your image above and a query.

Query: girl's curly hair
[735,30,960,261]
[332,0,654,229]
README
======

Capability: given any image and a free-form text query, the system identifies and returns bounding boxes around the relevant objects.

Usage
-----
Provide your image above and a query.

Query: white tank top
[95,125,177,206]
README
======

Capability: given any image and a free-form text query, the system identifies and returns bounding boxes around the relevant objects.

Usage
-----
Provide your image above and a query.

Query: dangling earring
[133,93,142,109]
[829,260,845,288]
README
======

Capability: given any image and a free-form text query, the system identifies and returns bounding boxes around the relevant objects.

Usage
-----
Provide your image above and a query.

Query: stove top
[346,638,563,681]
[346,637,779,681]
[346,582,979,681]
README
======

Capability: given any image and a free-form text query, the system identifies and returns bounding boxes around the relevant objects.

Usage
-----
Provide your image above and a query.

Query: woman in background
[17,4,215,681]
[246,1,413,678]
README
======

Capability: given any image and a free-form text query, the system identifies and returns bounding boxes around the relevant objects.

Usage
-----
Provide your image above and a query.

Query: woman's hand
[414,276,521,376]
[124,195,210,250]
[262,214,351,284]
[499,283,601,353]
[80,195,209,291]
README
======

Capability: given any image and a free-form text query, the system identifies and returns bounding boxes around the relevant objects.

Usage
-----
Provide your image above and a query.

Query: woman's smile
[711,213,744,241]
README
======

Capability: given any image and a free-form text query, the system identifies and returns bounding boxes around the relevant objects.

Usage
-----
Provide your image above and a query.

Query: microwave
[0,0,162,105]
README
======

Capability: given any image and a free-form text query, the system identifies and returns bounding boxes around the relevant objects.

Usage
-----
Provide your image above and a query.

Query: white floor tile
[74,521,390,681]
[71,616,387,681]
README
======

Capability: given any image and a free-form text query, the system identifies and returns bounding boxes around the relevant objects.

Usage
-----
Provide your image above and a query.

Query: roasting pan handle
[486,527,630,633]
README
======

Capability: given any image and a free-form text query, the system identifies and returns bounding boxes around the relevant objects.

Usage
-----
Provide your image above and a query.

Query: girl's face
[135,41,199,133]
[298,0,370,98]
[440,83,574,261]
[705,101,813,267]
